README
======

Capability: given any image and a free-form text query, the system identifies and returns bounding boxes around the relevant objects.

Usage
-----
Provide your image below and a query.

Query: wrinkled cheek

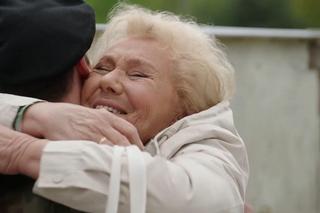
[126,114,141,131]
[126,113,150,142]
[81,76,100,106]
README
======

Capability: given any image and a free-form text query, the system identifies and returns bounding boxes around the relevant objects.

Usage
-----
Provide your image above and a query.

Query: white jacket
[0,94,249,213]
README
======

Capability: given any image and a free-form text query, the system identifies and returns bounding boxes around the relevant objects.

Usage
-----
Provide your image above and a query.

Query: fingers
[105,114,144,149]
[100,128,132,147]
[96,109,144,149]
[97,137,114,146]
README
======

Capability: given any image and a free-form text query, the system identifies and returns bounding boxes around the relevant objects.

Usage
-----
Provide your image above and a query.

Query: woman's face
[81,37,183,143]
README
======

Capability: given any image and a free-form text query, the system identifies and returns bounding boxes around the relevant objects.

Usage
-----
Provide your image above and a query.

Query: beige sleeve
[0,93,41,128]
[33,140,245,213]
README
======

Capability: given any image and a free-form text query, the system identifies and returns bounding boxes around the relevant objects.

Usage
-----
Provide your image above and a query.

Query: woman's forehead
[100,37,172,69]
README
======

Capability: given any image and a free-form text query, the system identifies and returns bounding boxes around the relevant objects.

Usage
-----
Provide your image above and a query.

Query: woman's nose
[99,71,123,95]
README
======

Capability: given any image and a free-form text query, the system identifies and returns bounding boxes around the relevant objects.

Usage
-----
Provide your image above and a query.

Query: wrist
[18,138,48,179]
[13,104,33,131]
[20,102,48,137]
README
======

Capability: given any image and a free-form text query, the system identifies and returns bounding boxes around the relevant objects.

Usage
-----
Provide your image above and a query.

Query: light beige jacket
[0,94,249,213]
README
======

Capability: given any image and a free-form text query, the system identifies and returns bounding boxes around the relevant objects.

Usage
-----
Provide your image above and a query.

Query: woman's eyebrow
[127,58,157,72]
[98,55,115,63]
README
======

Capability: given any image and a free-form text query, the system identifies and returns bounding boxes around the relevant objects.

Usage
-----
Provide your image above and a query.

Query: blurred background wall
[220,29,320,213]
[88,1,320,212]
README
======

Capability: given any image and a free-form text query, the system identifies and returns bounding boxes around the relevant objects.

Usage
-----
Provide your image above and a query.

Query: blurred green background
[86,0,320,28]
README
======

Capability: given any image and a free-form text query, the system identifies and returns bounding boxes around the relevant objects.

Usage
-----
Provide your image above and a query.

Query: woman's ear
[76,56,91,79]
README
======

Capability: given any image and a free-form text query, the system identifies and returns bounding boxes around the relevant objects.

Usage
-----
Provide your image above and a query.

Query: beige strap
[127,146,147,213]
[105,146,125,213]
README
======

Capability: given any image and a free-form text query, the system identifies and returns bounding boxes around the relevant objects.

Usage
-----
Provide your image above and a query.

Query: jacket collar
[145,101,234,157]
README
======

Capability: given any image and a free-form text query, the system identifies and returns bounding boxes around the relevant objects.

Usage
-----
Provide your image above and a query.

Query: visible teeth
[95,105,123,114]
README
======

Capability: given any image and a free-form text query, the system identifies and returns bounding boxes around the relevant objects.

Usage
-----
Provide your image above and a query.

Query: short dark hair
[0,68,74,102]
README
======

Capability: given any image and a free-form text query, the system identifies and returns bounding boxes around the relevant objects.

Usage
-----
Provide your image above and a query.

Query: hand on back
[21,102,144,149]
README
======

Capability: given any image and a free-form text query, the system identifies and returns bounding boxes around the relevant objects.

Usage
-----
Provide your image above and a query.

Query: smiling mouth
[95,105,126,115]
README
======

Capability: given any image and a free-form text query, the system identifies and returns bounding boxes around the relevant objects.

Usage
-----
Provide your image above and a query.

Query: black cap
[0,0,95,85]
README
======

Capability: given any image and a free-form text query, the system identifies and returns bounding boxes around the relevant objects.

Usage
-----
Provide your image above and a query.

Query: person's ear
[76,56,91,79]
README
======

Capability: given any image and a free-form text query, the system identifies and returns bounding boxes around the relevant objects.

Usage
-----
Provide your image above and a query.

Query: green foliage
[291,0,320,27]
[85,0,118,23]
[187,0,238,25]
[85,0,320,28]
[231,0,303,28]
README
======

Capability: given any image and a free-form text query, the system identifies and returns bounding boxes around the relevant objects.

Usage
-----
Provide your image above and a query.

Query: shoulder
[152,101,241,156]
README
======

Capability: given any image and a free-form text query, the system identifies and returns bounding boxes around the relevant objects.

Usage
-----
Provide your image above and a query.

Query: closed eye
[128,71,149,79]
[93,68,111,75]
[93,66,113,75]
[93,60,114,75]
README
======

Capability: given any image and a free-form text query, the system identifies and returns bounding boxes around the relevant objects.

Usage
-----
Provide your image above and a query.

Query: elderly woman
[0,4,248,213]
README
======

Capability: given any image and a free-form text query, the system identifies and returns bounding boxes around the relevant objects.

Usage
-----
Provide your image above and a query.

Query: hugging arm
[0,93,143,149]
[0,124,46,179]
[0,93,248,212]
[31,140,246,213]
[0,123,246,213]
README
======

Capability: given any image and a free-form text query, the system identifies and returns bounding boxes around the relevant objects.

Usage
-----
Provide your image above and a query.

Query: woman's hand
[21,102,144,149]
[0,125,46,178]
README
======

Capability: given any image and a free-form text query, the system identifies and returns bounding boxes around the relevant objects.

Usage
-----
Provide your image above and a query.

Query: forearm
[18,138,47,179]
[0,124,47,179]
[33,141,245,213]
